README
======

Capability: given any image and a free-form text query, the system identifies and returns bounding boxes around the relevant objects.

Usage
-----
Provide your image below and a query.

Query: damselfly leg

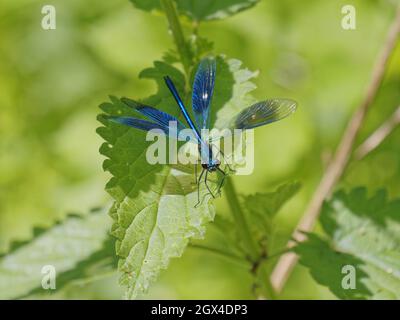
[210,143,236,174]
[216,167,227,196]
[193,160,198,185]
[194,168,205,208]
[204,170,216,200]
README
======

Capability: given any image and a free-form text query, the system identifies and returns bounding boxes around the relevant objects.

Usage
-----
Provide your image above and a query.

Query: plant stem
[224,178,260,262]
[161,0,192,78]
[258,265,277,299]
[224,178,278,298]
[160,0,274,298]
[355,105,400,160]
[190,244,249,269]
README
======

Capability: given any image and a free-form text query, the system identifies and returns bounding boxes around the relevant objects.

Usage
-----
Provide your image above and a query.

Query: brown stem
[355,106,400,160]
[270,7,400,293]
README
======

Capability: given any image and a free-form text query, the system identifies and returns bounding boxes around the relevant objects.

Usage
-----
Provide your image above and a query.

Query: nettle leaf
[213,57,258,129]
[129,0,159,12]
[99,102,214,300]
[97,56,258,298]
[177,0,259,21]
[189,35,214,62]
[201,182,300,260]
[162,49,180,64]
[0,208,113,299]
[243,182,300,243]
[98,62,213,299]
[130,0,259,21]
[191,213,247,264]
[295,188,400,299]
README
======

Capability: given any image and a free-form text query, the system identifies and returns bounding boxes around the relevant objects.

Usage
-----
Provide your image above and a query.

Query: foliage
[243,182,300,246]
[98,94,215,299]
[97,51,265,297]
[192,182,300,278]
[0,208,114,299]
[1,0,399,300]
[295,188,400,299]
[129,0,259,21]
[96,0,302,298]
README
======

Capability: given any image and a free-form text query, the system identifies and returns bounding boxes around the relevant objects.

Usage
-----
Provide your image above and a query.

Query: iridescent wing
[192,57,216,130]
[108,98,188,138]
[109,116,197,141]
[229,99,297,130]
[108,116,170,134]
[121,97,187,132]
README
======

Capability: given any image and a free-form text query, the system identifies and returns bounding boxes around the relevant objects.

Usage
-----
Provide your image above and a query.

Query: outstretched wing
[108,98,189,138]
[229,99,297,130]
[192,57,216,130]
[121,97,186,132]
[108,117,177,137]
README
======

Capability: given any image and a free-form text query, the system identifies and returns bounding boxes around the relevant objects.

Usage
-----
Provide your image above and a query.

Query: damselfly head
[202,159,220,172]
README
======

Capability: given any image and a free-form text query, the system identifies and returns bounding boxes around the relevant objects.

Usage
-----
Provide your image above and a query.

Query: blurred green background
[1,0,399,299]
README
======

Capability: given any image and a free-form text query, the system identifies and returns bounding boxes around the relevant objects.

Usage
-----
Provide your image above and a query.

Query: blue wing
[121,97,187,132]
[109,98,190,138]
[229,99,297,130]
[108,116,179,137]
[192,57,216,130]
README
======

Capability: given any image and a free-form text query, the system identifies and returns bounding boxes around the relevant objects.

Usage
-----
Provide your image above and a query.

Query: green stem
[161,0,192,78]
[224,178,260,262]
[160,0,275,298]
[258,264,277,299]
[224,178,277,298]
[190,244,249,269]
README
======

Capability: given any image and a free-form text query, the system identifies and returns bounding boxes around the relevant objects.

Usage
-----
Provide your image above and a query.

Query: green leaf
[176,0,260,21]
[295,188,400,299]
[243,182,300,242]
[213,57,258,129]
[0,208,113,299]
[195,182,300,263]
[97,56,258,298]
[98,62,215,299]
[190,213,247,265]
[129,0,160,12]
[243,182,300,220]
[189,35,214,62]
[130,0,259,21]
